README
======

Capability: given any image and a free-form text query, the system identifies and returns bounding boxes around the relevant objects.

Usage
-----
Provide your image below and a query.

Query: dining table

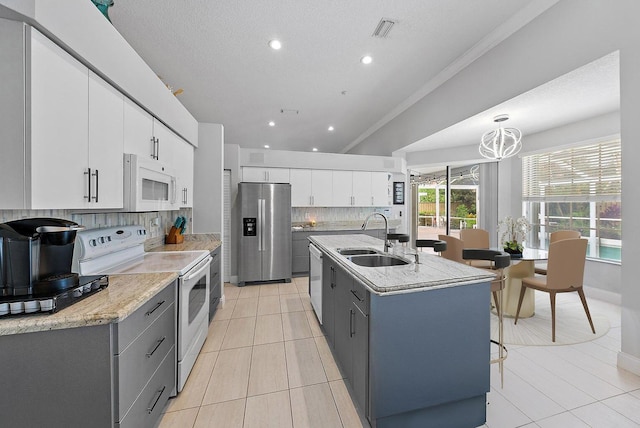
[498,247,548,318]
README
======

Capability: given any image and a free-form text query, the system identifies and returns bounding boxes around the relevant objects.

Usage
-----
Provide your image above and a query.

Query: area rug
[490,293,610,346]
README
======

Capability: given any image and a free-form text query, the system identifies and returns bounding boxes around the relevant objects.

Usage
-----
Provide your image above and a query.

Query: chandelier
[479,114,522,160]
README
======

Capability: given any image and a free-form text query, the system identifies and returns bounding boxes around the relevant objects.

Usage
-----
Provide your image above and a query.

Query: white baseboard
[618,351,640,376]
[583,285,621,305]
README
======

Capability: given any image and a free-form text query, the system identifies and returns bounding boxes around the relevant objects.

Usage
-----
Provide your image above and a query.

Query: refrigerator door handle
[257,198,263,251]
[260,198,267,251]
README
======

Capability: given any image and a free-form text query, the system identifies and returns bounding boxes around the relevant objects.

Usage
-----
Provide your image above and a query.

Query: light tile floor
[159,278,640,428]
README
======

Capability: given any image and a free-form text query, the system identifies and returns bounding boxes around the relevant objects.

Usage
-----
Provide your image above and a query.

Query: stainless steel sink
[337,248,380,256]
[347,254,410,267]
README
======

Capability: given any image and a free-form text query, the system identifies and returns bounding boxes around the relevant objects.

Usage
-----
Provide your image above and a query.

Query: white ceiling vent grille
[372,18,396,38]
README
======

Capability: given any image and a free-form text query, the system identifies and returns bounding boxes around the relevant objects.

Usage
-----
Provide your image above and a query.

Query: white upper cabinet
[371,172,390,206]
[311,170,334,206]
[29,27,89,209]
[331,170,354,206]
[88,71,124,208]
[352,171,372,206]
[242,167,290,183]
[330,170,391,207]
[123,98,154,160]
[26,29,123,209]
[290,169,312,206]
[290,169,333,207]
[172,136,194,208]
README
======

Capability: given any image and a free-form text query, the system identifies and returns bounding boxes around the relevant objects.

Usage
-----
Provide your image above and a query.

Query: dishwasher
[309,242,323,324]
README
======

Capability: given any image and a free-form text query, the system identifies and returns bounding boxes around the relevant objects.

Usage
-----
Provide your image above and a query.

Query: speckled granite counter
[0,234,221,336]
[0,272,177,336]
[309,234,494,295]
[149,233,221,253]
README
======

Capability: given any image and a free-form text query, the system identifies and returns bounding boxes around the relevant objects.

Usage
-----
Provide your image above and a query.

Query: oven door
[177,255,211,391]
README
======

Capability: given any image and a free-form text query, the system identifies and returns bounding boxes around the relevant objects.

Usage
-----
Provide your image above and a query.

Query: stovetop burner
[0,275,108,317]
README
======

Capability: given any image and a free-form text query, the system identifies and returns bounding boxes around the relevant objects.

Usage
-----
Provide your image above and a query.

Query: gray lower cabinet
[322,260,336,346]
[0,280,177,428]
[114,282,176,427]
[209,246,222,322]
[320,254,490,428]
[322,258,369,416]
[293,229,393,275]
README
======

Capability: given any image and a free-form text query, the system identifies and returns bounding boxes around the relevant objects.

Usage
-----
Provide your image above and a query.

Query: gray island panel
[312,234,492,428]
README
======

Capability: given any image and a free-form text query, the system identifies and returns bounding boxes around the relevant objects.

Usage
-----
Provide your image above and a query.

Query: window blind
[522,140,621,202]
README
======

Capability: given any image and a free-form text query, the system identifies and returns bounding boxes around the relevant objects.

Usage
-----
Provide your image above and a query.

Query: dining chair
[514,238,595,342]
[534,230,581,274]
[437,235,465,263]
[415,239,447,253]
[460,228,492,268]
[462,248,511,387]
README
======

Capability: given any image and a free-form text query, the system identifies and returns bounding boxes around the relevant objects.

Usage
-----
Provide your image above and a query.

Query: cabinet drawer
[351,279,369,315]
[210,248,221,275]
[117,345,175,428]
[117,301,175,418]
[116,281,176,353]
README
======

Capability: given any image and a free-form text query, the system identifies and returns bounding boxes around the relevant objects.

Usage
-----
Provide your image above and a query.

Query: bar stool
[387,233,410,244]
[463,248,511,387]
[415,239,447,253]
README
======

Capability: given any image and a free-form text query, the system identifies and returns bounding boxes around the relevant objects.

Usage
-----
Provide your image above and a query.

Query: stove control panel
[74,226,147,260]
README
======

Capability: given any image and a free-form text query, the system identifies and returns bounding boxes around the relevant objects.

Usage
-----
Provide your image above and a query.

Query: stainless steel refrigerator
[238,182,292,285]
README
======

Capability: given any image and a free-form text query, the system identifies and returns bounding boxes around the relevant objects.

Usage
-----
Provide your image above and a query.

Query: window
[522,140,621,262]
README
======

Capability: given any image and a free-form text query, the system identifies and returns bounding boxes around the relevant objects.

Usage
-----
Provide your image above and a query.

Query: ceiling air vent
[372,18,396,38]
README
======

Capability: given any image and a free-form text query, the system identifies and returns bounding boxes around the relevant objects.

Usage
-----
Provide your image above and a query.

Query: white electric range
[73,225,211,393]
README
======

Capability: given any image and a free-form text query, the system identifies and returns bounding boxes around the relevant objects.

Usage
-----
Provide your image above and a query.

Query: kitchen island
[309,234,495,428]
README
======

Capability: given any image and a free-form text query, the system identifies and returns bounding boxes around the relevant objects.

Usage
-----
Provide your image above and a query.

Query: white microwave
[124,154,177,211]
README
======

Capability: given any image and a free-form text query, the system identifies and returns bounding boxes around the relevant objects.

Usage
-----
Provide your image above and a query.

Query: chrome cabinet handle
[371,196,374,205]
[92,169,99,203]
[84,168,92,201]
[150,137,156,159]
[350,289,363,302]
[154,138,160,160]
[147,386,166,414]
[349,309,355,337]
[170,177,177,204]
[146,336,166,358]
[145,300,165,317]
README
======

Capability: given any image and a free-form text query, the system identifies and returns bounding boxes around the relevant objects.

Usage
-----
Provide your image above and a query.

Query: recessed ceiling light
[268,39,282,50]
[361,55,373,65]
[268,121,275,127]
[264,145,270,149]
[328,126,334,131]
[312,148,318,152]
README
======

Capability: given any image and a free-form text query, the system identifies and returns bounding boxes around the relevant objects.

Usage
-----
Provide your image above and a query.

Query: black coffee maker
[0,218,84,296]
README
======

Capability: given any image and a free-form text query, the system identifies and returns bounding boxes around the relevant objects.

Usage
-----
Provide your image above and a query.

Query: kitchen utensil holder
[165,226,184,244]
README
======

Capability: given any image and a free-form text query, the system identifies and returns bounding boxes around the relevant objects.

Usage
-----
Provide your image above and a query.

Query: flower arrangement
[498,216,531,254]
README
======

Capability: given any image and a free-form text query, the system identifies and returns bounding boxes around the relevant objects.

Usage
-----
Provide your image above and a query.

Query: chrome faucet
[362,212,391,253]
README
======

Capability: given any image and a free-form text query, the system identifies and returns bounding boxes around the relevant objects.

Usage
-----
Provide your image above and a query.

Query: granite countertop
[309,234,494,295]
[1,234,222,337]
[149,233,221,253]
[292,219,402,232]
[0,272,177,337]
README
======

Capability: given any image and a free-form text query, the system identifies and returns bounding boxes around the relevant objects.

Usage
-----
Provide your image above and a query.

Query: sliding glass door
[412,164,481,243]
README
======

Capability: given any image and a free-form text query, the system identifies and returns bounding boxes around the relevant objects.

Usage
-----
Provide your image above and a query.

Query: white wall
[193,124,224,234]
[352,0,640,374]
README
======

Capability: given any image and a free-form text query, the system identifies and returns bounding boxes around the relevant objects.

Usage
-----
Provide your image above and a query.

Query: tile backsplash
[0,209,192,248]
[291,207,391,224]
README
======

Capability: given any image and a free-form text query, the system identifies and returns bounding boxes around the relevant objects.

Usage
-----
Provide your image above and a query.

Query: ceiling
[107,0,558,154]
[398,51,620,156]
